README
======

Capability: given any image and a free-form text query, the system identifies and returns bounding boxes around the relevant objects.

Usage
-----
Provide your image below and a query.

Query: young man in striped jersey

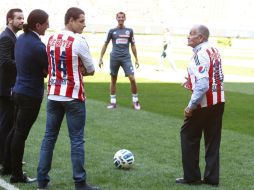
[176,25,225,186]
[99,12,141,110]
[37,7,100,190]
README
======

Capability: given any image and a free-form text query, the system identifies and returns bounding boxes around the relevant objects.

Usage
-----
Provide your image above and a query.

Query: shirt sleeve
[187,77,209,109]
[105,29,112,44]
[77,37,94,73]
[35,42,48,71]
[130,29,135,44]
[0,36,15,67]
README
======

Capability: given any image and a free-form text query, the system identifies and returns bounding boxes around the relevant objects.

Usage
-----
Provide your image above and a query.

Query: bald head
[187,24,210,48]
[195,25,209,41]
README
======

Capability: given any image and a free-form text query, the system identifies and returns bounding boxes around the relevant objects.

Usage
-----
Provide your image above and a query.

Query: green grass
[1,78,254,190]
[1,34,254,189]
[89,34,254,77]
[86,80,254,137]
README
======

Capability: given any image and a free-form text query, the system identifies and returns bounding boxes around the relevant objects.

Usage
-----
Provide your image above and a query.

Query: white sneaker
[107,103,116,109]
[133,101,141,110]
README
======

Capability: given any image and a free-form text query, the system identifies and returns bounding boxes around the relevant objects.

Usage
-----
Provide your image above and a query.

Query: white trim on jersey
[48,94,73,101]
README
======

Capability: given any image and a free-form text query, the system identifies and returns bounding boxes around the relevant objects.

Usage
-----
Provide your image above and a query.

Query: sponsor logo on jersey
[119,34,130,37]
[49,78,74,86]
[116,38,128,44]
[48,38,73,48]
[198,66,206,73]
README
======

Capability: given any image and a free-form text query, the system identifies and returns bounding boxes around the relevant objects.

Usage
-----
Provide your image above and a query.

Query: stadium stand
[0,0,254,37]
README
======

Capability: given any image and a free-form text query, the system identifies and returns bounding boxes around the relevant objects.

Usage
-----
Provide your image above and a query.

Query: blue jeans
[37,99,87,184]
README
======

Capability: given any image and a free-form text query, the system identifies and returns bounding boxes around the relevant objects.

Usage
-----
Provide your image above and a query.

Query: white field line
[0,178,19,190]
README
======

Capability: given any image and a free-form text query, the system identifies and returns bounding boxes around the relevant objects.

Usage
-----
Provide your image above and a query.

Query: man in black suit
[0,9,24,169]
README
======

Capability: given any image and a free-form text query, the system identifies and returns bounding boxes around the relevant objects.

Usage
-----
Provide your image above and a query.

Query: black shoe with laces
[175,177,202,185]
[75,181,100,190]
[10,173,37,184]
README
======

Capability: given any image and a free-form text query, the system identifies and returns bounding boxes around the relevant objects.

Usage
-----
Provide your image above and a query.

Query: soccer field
[1,34,254,190]
[1,78,253,190]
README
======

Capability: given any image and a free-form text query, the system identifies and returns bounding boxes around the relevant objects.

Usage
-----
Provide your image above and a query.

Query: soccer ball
[113,149,135,169]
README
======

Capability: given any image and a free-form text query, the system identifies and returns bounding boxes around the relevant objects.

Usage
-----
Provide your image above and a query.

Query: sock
[110,95,116,104]
[132,94,138,103]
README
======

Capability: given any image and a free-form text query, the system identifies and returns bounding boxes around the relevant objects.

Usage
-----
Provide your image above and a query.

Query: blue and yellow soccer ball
[113,149,134,169]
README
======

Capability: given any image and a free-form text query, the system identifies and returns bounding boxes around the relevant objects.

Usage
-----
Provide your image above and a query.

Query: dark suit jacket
[0,27,17,96]
[13,31,48,99]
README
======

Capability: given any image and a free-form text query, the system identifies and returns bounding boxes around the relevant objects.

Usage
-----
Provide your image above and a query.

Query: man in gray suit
[0,8,24,171]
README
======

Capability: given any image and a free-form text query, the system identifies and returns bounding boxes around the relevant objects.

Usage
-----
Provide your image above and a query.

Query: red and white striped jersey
[47,31,94,101]
[188,42,225,108]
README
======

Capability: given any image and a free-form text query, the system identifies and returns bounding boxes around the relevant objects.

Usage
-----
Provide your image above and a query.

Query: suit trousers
[11,93,42,177]
[0,96,15,163]
[180,102,224,184]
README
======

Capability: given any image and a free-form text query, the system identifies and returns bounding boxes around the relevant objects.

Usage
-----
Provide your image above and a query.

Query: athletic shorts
[110,56,134,76]
[161,51,167,58]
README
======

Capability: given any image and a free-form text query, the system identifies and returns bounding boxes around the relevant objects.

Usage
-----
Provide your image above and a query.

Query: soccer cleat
[133,101,141,110]
[107,103,116,109]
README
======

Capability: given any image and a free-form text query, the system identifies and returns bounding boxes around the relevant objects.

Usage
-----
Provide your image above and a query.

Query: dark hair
[116,11,126,18]
[6,8,23,25]
[23,9,48,33]
[65,7,84,25]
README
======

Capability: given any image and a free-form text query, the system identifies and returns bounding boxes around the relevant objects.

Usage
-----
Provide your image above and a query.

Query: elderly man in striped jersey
[176,25,225,186]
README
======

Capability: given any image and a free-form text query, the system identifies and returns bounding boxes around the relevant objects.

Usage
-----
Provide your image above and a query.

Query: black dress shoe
[0,167,11,175]
[10,173,37,184]
[176,178,202,185]
[202,179,219,186]
[37,181,49,190]
[75,181,100,190]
